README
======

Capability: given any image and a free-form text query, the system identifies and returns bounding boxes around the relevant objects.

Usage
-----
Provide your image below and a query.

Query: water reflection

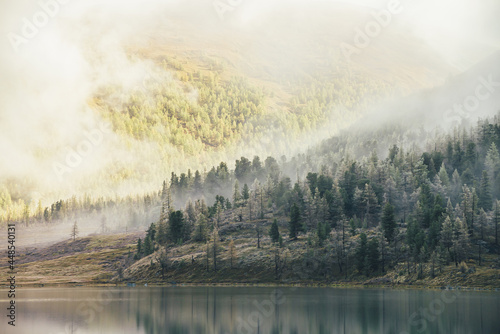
[3,286,500,333]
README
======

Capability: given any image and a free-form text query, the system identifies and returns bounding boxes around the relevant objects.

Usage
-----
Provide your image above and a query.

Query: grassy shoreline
[2,232,499,291]
[3,281,499,292]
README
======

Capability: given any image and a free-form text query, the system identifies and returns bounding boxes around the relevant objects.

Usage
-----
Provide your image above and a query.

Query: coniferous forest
[129,114,500,284]
[5,114,499,286]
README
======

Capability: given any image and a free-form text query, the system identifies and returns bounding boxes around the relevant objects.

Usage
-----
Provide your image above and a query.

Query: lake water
[2,286,499,334]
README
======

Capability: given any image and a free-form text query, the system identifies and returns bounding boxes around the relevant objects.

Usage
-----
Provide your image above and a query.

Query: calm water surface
[2,286,499,333]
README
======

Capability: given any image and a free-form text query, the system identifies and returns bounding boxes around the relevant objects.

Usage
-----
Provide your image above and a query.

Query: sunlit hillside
[0,2,460,217]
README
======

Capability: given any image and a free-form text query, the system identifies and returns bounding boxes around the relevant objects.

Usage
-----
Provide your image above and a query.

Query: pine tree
[478,171,492,211]
[193,170,203,193]
[438,163,450,188]
[452,218,469,266]
[381,202,397,243]
[146,223,156,242]
[357,183,379,227]
[288,203,303,240]
[143,235,153,256]
[193,214,208,242]
[157,214,168,246]
[185,200,197,226]
[169,210,185,244]
[446,198,455,221]
[242,183,250,201]
[269,219,280,243]
[136,238,142,256]
[355,233,368,273]
[441,216,453,252]
[325,184,344,228]
[461,185,477,236]
[233,180,241,207]
[317,221,328,247]
[485,142,500,182]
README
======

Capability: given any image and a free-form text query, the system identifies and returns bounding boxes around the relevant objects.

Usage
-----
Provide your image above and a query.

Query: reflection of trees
[18,287,500,334]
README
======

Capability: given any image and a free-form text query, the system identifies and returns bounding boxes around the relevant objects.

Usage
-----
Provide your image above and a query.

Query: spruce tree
[441,216,453,252]
[143,235,153,256]
[193,214,208,242]
[169,210,185,244]
[381,202,396,243]
[233,180,241,207]
[317,221,328,246]
[288,203,303,240]
[478,171,492,211]
[269,219,280,243]
[355,233,368,273]
[136,238,142,256]
[242,183,250,201]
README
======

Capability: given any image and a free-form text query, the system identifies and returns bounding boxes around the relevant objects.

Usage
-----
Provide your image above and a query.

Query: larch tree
[233,180,241,207]
[70,221,79,241]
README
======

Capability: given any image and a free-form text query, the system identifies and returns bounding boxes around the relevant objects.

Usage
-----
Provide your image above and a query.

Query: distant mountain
[0,2,461,208]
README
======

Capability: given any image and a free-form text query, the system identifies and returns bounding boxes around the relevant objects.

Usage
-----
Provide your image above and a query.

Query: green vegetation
[2,98,499,287]
[117,113,499,285]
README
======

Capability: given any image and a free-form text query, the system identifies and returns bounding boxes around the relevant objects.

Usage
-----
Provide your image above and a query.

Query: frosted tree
[485,143,500,182]
[441,216,453,253]
[70,221,79,241]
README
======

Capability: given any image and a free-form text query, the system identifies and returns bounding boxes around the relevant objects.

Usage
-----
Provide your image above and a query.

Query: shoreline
[2,281,499,291]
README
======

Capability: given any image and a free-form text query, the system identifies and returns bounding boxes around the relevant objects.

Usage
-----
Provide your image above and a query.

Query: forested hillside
[123,114,499,283]
[11,113,492,285]
[3,108,499,287]
[1,2,458,219]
